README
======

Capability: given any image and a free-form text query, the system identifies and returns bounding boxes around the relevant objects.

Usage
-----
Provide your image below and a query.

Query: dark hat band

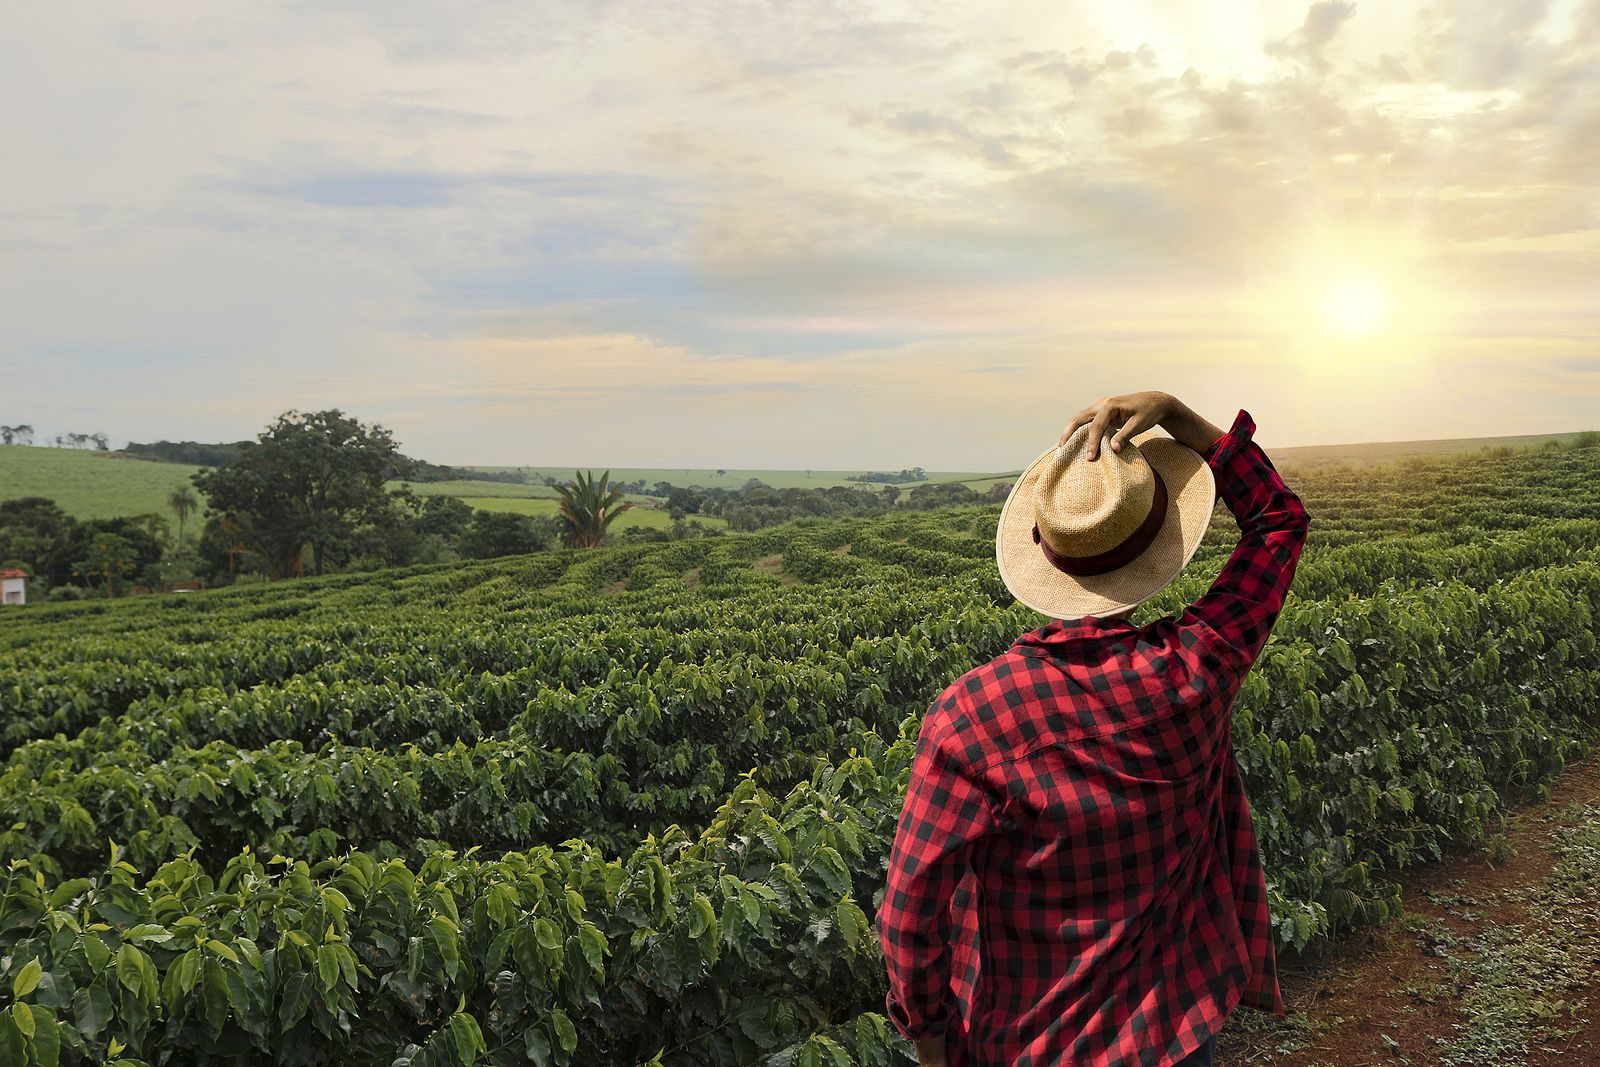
[1031,467,1169,577]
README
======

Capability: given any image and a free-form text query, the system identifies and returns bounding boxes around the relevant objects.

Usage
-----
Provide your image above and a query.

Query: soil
[1217,754,1600,1067]
[753,553,799,585]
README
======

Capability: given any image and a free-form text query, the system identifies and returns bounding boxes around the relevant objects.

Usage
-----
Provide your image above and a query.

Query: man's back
[878,408,1310,1067]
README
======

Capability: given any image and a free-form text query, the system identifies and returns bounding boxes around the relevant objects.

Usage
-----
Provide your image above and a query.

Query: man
[876,390,1310,1067]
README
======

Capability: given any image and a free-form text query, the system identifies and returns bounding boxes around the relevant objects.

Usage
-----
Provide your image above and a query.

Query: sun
[1321,276,1390,337]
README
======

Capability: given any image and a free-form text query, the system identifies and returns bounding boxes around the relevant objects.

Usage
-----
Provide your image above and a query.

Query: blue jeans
[1176,1034,1217,1066]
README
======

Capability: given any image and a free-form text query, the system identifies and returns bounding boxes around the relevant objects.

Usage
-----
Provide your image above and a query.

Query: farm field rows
[1,442,1598,1064]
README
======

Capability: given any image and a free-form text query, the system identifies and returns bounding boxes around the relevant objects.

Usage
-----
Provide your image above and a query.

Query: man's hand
[1059,391,1176,459]
[1060,392,1225,459]
[914,1035,950,1067]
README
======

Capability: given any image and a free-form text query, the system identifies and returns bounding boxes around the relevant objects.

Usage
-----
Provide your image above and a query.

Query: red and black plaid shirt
[877,409,1308,1067]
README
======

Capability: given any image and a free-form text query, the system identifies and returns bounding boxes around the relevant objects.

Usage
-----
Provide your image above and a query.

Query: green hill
[0,446,205,520]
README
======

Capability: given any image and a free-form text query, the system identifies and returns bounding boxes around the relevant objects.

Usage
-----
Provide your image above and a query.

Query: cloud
[1265,2,1358,73]
[1,0,1597,466]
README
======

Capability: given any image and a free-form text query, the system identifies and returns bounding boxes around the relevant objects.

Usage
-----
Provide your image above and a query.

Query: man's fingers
[1109,412,1151,453]
[1058,409,1095,447]
[1085,412,1114,459]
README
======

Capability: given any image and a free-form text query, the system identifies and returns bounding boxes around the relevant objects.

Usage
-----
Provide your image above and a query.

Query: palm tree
[554,470,632,548]
[168,487,199,549]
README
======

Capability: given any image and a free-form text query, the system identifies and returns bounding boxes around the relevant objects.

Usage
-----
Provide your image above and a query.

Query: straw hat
[995,422,1216,619]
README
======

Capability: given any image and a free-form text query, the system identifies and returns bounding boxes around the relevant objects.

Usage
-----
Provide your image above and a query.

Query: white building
[0,569,25,606]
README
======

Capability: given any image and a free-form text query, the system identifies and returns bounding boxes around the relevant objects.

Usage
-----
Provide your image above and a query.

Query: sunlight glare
[1322,276,1390,337]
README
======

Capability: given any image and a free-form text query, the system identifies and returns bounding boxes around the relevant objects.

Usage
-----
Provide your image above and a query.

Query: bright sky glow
[1323,277,1391,337]
[1,1,1597,468]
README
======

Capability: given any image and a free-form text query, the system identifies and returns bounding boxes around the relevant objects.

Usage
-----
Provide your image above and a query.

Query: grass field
[394,479,718,528]
[393,479,560,500]
[0,445,205,519]
[452,496,728,530]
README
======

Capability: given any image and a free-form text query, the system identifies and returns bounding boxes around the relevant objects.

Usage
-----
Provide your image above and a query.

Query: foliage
[190,410,415,578]
[70,533,138,598]
[167,488,199,548]
[0,498,76,586]
[122,440,249,467]
[0,441,1599,1061]
[459,512,561,560]
[553,472,631,549]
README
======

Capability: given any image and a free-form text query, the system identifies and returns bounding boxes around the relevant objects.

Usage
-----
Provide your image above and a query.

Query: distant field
[0,446,205,519]
[467,466,997,491]
[1271,430,1593,469]
[5,428,1594,524]
[452,496,727,530]
[392,479,560,500]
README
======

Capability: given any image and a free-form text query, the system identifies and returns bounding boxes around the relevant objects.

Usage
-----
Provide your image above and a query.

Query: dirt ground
[1217,754,1600,1067]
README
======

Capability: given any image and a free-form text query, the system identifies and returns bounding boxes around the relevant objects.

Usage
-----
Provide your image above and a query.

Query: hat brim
[995,434,1216,619]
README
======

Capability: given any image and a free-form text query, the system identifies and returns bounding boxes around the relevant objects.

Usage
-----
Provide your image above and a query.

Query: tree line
[0,425,109,449]
[0,407,1014,599]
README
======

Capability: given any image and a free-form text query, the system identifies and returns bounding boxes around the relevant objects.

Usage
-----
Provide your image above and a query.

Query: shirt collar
[1011,613,1136,652]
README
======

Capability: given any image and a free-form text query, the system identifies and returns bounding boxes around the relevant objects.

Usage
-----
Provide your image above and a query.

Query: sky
[2,1,1597,470]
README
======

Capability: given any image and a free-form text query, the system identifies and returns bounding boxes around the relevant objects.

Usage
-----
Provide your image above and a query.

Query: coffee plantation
[1,442,1598,1065]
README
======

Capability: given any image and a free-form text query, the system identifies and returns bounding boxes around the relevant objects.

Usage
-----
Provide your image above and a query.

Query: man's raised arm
[1175,406,1312,677]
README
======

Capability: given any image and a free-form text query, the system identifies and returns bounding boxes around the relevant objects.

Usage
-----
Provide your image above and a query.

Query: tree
[458,511,559,559]
[0,424,33,445]
[190,409,414,578]
[168,486,199,547]
[416,495,474,540]
[666,487,702,515]
[73,532,137,597]
[61,518,163,590]
[196,512,252,582]
[0,497,76,585]
[553,470,632,548]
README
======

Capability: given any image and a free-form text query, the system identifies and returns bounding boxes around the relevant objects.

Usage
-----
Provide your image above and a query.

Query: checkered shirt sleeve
[1181,409,1312,681]
[877,705,1001,1040]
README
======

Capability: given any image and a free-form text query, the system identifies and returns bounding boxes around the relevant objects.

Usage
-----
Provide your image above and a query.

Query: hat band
[1031,467,1169,577]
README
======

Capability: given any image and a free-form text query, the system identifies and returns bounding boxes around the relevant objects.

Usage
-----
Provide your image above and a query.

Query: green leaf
[11,1002,34,1040]
[449,1012,486,1062]
[524,1026,552,1067]
[25,1007,59,1067]
[0,1012,24,1065]
[578,924,606,973]
[204,959,230,1039]
[735,1004,776,1045]
[176,949,202,996]
[116,944,146,994]
[205,939,240,964]
[428,916,460,980]
[123,924,173,945]
[317,945,340,993]
[279,973,315,1032]
[12,959,41,999]
[547,1008,577,1054]
[815,1034,850,1067]
[81,934,110,972]
[72,985,112,1039]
